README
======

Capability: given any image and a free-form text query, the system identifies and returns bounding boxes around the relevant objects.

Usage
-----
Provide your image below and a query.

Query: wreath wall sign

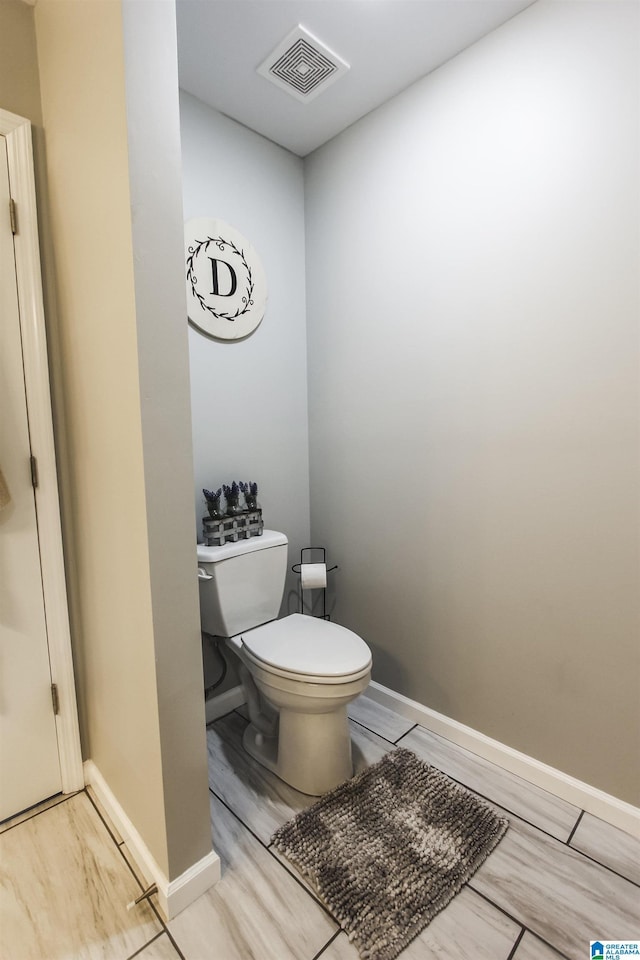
[185,218,267,340]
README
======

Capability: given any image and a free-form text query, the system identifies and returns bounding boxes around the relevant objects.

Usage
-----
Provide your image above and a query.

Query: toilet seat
[237,613,371,684]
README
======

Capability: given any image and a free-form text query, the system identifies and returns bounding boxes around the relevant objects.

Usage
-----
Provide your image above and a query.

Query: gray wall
[305,0,639,804]
[180,91,311,657]
[121,1,212,879]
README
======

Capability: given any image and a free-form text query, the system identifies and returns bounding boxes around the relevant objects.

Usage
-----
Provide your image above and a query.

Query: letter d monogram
[209,257,238,297]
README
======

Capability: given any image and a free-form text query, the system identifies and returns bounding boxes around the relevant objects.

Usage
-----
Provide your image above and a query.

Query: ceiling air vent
[257,25,350,103]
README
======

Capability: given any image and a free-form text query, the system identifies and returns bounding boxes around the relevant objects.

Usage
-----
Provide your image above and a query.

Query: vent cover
[258,25,350,103]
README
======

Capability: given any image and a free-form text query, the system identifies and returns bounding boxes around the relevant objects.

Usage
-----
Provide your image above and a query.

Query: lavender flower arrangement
[223,481,241,515]
[201,478,264,544]
[223,481,240,500]
[204,480,260,519]
[244,481,259,511]
[203,487,222,519]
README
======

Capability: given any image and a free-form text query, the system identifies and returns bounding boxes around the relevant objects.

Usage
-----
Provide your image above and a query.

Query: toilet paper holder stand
[291,547,338,621]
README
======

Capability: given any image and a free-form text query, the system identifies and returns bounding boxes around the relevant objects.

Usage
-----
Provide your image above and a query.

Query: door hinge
[9,197,17,235]
[30,455,38,489]
[51,683,60,715]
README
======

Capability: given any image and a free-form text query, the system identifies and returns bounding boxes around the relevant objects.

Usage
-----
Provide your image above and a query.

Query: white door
[0,134,62,821]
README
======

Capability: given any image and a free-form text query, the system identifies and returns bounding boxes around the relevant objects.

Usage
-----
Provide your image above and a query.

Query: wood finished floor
[1,695,638,959]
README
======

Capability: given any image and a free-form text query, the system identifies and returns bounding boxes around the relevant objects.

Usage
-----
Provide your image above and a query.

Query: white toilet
[197,530,372,795]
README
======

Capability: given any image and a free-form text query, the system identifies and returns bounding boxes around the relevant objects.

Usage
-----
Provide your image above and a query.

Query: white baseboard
[205,683,245,724]
[84,760,220,919]
[364,681,640,839]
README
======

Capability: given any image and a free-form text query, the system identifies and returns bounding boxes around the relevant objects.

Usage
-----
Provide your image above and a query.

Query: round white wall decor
[185,218,267,340]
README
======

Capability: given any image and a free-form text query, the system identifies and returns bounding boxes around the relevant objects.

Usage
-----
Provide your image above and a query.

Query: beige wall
[305,0,640,804]
[32,0,211,879]
[0,0,48,271]
[33,0,169,871]
[0,0,41,125]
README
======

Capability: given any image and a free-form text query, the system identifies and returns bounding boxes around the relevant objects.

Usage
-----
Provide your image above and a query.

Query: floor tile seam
[487,799,640,886]
[391,760,575,846]
[84,787,126,849]
[395,727,584,822]
[142,884,188,960]
[125,931,166,960]
[565,809,584,845]
[149,910,188,960]
[208,784,275,850]
[393,722,418,743]
[266,842,340,922]
[467,884,573,960]
[505,926,526,960]
[87,787,180,956]
[208,787,340,925]
[389,733,593,847]
[493,797,640,883]
[311,928,342,959]
[206,707,240,729]
[348,715,398,745]
[564,839,640,890]
[109,821,178,953]
[0,790,81,835]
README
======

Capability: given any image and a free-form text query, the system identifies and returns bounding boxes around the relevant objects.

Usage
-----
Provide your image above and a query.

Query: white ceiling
[176,0,536,157]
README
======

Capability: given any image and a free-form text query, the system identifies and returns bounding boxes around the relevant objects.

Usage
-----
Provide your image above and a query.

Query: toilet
[197,530,372,795]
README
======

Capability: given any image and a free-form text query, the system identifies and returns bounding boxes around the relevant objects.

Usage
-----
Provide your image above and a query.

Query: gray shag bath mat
[272,747,508,960]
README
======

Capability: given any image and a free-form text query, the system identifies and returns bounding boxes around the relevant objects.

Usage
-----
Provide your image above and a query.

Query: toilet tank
[197,530,288,637]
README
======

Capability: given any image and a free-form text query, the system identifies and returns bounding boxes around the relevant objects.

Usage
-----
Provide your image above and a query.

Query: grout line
[85,787,124,849]
[91,794,187,960]
[208,786,273,851]
[129,869,187,960]
[394,722,418,744]
[267,843,337,920]
[114,835,147,891]
[208,787,338,922]
[505,927,525,960]
[206,706,240,728]
[401,764,571,846]
[0,790,81,835]
[468,885,541,934]
[389,733,640,888]
[152,913,188,960]
[565,809,584,846]
[564,837,640,889]
[125,932,165,960]
[311,929,343,960]
[469,886,573,960]
[347,715,397,746]
[388,748,610,854]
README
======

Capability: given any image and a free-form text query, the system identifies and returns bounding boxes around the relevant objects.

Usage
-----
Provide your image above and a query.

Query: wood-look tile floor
[1,696,638,959]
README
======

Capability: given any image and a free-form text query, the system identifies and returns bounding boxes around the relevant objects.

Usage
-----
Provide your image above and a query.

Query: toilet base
[242,703,354,796]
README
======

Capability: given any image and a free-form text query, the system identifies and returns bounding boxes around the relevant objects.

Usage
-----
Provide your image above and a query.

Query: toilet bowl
[227,614,371,795]
[197,532,372,795]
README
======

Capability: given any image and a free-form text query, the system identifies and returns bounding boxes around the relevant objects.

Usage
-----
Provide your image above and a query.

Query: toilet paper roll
[300,562,327,590]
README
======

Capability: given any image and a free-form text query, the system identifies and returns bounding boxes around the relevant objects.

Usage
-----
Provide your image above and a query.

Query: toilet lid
[241,614,371,678]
